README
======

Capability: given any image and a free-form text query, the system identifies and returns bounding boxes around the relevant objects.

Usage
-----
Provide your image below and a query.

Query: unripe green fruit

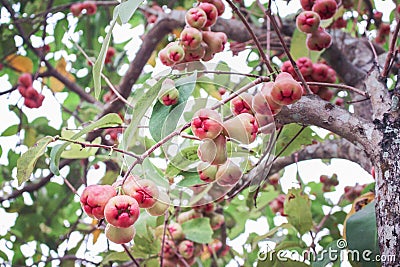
[167,222,185,241]
[166,42,185,63]
[209,212,225,230]
[105,224,136,244]
[197,162,218,183]
[223,113,259,144]
[180,27,203,50]
[146,190,170,216]
[177,210,203,224]
[215,160,243,186]
[158,78,179,106]
[197,134,228,165]
[178,240,195,259]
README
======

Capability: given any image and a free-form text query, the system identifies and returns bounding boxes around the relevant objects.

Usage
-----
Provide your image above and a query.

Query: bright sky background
[0,0,393,265]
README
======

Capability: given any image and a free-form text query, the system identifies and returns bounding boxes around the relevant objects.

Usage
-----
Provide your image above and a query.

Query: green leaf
[149,101,171,142]
[1,124,19,136]
[50,114,123,175]
[290,29,323,63]
[252,223,292,247]
[177,172,203,187]
[102,251,131,264]
[93,18,117,99]
[283,188,313,235]
[118,0,144,24]
[345,201,380,267]
[123,78,166,148]
[149,73,197,142]
[181,217,213,244]
[61,137,101,159]
[214,62,231,87]
[16,136,54,186]
[168,145,199,172]
[141,158,169,188]
[311,240,343,267]
[275,124,321,157]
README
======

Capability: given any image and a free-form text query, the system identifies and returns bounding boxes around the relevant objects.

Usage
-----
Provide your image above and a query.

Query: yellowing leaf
[48,58,76,92]
[91,218,101,244]
[5,54,33,73]
[92,229,102,244]
[147,51,156,67]
[283,188,313,235]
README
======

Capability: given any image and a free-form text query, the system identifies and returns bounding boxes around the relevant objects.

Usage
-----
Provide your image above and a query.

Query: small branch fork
[381,18,400,78]
[261,4,313,94]
[224,0,276,77]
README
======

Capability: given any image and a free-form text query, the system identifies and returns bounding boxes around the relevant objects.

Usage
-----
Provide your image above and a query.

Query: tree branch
[269,138,372,174]
[275,95,379,156]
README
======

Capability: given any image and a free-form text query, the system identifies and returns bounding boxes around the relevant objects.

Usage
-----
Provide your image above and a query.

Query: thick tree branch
[229,138,372,198]
[275,95,379,156]
[269,138,372,174]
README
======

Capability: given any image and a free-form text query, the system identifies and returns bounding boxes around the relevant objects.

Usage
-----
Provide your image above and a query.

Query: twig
[264,8,312,94]
[0,86,17,96]
[306,82,368,97]
[56,136,140,159]
[224,0,275,76]
[381,19,400,78]
[160,211,170,267]
[253,126,306,206]
[72,40,134,108]
[121,244,140,267]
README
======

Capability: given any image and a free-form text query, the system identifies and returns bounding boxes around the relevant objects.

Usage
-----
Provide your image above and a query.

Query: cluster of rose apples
[159,0,228,66]
[190,73,304,186]
[80,175,170,244]
[17,73,45,109]
[344,184,367,202]
[319,174,339,192]
[281,57,337,101]
[297,0,338,51]
[156,203,227,266]
[70,1,97,17]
